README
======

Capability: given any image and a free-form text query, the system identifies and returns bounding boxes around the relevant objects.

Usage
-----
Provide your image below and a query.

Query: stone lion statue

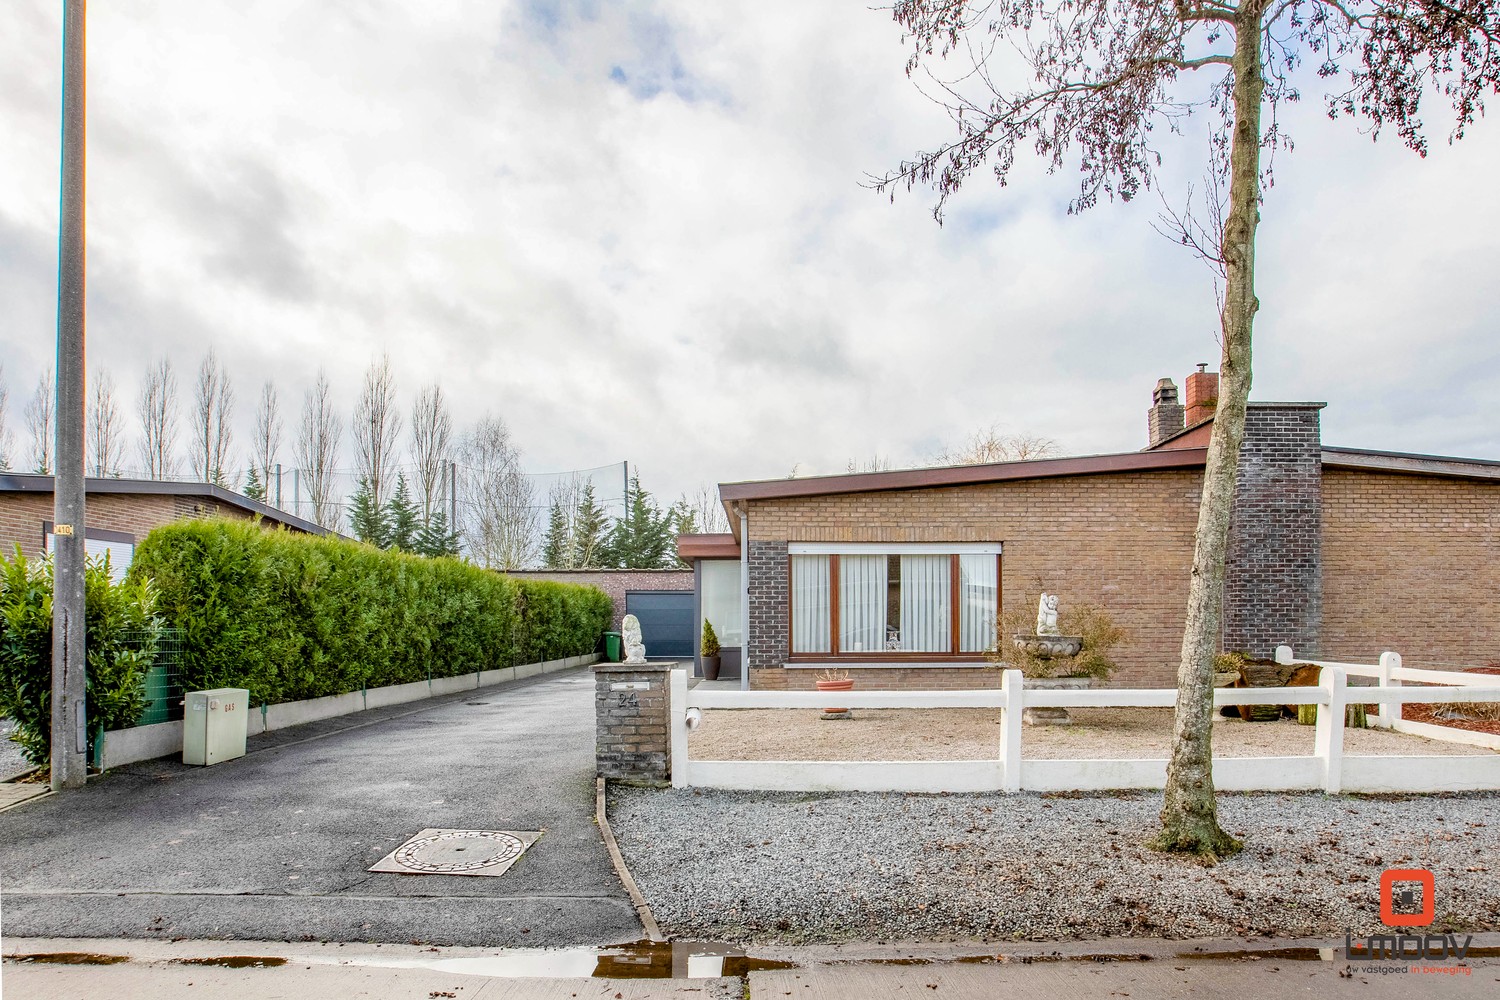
[1036,593,1060,636]
[621,613,647,664]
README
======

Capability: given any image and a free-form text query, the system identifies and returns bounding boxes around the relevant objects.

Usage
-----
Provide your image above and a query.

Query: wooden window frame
[786,550,1002,663]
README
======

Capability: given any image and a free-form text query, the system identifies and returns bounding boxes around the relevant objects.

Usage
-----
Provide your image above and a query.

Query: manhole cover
[369,828,541,877]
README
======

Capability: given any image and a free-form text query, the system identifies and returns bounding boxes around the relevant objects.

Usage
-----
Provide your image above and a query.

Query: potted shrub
[701,619,722,681]
[990,594,1124,725]
[814,667,854,718]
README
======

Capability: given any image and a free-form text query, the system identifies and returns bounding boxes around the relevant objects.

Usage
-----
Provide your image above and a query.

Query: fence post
[1000,669,1023,793]
[670,668,689,789]
[1377,651,1402,729]
[1315,666,1346,794]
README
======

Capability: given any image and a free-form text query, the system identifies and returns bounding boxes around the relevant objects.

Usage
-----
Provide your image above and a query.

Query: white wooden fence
[668,647,1500,794]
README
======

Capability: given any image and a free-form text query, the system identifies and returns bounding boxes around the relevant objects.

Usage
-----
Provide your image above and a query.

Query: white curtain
[791,555,830,653]
[839,555,887,653]
[959,553,999,652]
[900,555,951,652]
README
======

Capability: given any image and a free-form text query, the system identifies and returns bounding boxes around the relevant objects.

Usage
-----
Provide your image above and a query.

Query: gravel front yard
[609,786,1500,944]
[687,707,1496,760]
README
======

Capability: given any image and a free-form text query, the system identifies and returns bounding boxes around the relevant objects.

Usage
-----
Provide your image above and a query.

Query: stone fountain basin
[1013,634,1084,658]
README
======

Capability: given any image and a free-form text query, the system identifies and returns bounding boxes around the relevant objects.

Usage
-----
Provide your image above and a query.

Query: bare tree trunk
[353,354,400,506]
[87,369,122,478]
[26,368,55,474]
[296,372,343,530]
[410,382,452,521]
[0,363,11,471]
[253,380,282,484]
[191,349,234,485]
[138,358,179,478]
[1152,4,1265,861]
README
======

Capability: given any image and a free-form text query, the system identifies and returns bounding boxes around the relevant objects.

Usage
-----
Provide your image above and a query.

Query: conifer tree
[573,483,611,569]
[603,476,674,568]
[541,499,573,568]
[348,476,389,547]
[415,507,462,558]
[385,474,421,553]
[243,466,266,502]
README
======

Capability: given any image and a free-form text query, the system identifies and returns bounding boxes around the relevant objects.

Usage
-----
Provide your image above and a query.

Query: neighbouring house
[677,368,1500,690]
[0,474,339,581]
[504,569,697,661]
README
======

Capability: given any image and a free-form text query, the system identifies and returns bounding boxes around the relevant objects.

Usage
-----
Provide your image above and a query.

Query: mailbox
[182,688,250,766]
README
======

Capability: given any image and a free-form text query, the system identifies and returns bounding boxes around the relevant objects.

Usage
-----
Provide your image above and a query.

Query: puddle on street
[175,956,289,969]
[11,952,131,965]
[357,940,794,980]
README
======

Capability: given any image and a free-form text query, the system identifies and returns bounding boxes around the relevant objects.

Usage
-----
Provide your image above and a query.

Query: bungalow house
[676,368,1500,690]
[0,474,338,580]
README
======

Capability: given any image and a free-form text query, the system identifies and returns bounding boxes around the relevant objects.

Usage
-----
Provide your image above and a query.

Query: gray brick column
[594,661,673,785]
[747,540,788,670]
[1224,402,1326,658]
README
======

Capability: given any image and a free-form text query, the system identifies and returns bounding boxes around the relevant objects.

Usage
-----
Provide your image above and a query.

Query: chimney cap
[1196,362,1209,373]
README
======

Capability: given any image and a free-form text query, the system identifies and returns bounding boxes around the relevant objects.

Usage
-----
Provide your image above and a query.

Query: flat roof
[676,533,741,561]
[1321,446,1500,482]
[0,473,342,537]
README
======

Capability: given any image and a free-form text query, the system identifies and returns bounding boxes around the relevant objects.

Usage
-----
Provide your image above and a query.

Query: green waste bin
[604,631,622,663]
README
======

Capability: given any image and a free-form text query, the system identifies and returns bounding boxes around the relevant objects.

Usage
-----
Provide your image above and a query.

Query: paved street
[0,668,642,948]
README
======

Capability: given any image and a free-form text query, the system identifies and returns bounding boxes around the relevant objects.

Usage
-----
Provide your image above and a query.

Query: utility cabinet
[182,688,249,766]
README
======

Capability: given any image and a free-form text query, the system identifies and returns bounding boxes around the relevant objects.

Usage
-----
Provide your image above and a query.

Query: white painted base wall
[99,653,599,770]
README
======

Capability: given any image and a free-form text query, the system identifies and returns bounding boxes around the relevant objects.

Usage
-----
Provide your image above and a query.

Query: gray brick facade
[1223,403,1326,658]
[747,540,788,670]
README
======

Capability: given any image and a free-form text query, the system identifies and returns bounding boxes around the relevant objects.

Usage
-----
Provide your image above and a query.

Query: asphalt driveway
[0,668,642,948]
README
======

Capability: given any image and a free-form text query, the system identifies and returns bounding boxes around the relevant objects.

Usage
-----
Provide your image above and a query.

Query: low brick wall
[506,569,693,629]
[594,661,675,784]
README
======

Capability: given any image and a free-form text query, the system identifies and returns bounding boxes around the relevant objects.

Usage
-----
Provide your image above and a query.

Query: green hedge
[128,519,611,706]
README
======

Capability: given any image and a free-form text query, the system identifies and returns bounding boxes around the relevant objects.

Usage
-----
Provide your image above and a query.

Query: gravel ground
[0,719,33,781]
[609,786,1500,945]
[688,707,1495,760]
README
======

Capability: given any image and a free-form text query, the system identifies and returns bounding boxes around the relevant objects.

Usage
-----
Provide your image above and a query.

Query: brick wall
[745,470,1205,688]
[0,491,255,558]
[505,569,694,629]
[1222,404,1324,658]
[1322,469,1500,668]
[747,540,789,671]
[594,662,671,784]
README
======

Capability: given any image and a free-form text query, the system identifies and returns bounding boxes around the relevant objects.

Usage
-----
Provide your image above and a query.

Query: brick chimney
[1184,363,1219,427]
[1147,377,1185,448]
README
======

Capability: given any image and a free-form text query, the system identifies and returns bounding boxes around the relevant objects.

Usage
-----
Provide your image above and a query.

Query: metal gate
[624,591,694,659]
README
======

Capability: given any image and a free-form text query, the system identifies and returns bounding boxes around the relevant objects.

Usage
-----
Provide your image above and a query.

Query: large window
[699,559,744,648]
[43,523,135,584]
[788,543,1000,659]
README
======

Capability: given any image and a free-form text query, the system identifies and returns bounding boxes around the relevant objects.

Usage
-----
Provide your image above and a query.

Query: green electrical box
[182,688,250,766]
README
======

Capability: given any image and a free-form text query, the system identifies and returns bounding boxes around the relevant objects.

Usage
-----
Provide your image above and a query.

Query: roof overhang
[0,473,342,537]
[1321,447,1500,482]
[676,533,741,561]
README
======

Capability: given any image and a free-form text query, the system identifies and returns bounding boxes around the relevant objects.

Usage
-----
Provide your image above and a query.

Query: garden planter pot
[702,654,721,681]
[815,678,855,716]
[1022,675,1094,726]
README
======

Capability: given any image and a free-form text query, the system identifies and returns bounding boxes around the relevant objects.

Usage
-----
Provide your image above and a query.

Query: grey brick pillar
[747,540,788,670]
[594,661,674,785]
[1224,402,1326,658]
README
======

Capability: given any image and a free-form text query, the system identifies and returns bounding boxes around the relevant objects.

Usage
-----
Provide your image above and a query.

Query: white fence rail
[669,646,1500,794]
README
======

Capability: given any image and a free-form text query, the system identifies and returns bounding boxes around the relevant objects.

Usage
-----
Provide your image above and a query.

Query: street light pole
[51,0,88,791]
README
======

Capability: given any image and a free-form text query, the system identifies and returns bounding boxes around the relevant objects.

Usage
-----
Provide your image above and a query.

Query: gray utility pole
[51,0,88,791]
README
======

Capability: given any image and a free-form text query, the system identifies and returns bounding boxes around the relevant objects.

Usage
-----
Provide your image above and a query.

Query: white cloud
[1,0,1496,512]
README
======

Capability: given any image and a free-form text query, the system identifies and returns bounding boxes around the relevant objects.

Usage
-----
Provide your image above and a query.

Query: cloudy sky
[2,0,1498,515]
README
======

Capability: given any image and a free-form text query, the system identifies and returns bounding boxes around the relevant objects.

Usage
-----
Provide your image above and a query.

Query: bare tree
[87,369,122,478]
[689,483,730,534]
[137,358,179,479]
[353,354,401,506]
[880,0,1500,858]
[0,363,11,471]
[933,426,1059,466]
[410,383,454,521]
[25,368,54,474]
[845,455,893,473]
[253,380,283,496]
[191,349,235,485]
[457,414,538,569]
[295,372,343,530]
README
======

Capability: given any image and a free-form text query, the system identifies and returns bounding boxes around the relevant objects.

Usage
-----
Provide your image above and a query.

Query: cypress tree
[385,474,420,553]
[243,466,267,502]
[573,483,611,569]
[348,476,389,546]
[541,499,572,568]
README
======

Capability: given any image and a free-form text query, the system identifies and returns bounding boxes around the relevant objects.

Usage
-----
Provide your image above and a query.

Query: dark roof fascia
[1321,447,1500,482]
[0,474,342,537]
[719,448,1210,506]
[675,533,741,561]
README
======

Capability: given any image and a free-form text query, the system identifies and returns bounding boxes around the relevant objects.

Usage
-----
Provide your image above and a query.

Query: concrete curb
[596,777,665,942]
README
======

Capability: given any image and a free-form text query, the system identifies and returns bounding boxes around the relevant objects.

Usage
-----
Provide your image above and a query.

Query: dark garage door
[625,591,695,659]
